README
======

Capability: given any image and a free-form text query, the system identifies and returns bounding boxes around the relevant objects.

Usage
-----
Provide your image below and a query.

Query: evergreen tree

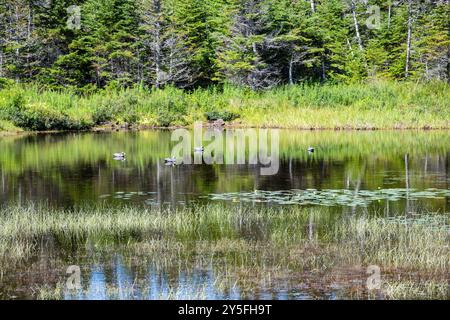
[0,0,448,88]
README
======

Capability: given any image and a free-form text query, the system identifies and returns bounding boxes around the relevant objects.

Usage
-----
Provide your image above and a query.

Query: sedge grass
[0,203,447,299]
[0,81,449,130]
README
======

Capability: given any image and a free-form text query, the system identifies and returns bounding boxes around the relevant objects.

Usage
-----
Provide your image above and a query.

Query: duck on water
[113,152,126,161]
[164,157,177,166]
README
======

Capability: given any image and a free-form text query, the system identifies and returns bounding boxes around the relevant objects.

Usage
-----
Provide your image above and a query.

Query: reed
[1,81,449,130]
[0,204,447,299]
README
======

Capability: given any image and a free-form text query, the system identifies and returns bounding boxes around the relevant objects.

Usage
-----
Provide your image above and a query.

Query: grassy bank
[0,81,449,131]
[0,204,447,299]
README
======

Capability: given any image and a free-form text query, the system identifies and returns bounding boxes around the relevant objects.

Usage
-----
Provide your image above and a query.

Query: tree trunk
[351,1,364,52]
[447,45,450,83]
[250,42,258,90]
[153,0,162,88]
[387,3,391,31]
[27,1,33,78]
[310,0,315,13]
[321,60,326,80]
[405,0,412,78]
[0,51,3,77]
[288,55,294,85]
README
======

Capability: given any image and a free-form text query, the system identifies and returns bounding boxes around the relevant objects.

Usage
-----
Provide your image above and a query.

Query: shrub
[92,104,117,124]
[0,93,25,120]
[8,102,92,131]
[92,95,141,125]
[0,78,14,90]
[205,111,239,122]
[156,111,183,127]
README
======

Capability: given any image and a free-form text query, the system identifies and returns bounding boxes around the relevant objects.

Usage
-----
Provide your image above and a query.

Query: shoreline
[1,123,449,136]
[0,122,450,138]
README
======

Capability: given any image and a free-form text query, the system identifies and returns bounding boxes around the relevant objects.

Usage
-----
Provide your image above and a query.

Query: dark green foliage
[1,93,92,130]
[0,78,14,89]
[7,103,92,131]
[92,94,141,124]
[205,110,239,121]
[156,110,184,127]
[1,0,448,89]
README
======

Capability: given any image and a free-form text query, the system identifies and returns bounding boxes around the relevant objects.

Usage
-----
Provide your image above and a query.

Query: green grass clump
[333,215,448,272]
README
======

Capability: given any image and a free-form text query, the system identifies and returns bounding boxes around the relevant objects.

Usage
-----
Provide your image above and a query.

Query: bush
[0,93,25,120]
[156,110,185,127]
[92,103,117,124]
[8,102,92,131]
[205,111,239,122]
[0,78,14,90]
[92,95,141,125]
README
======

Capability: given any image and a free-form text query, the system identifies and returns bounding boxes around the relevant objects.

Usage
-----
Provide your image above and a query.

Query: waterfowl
[164,157,177,163]
[194,146,204,152]
[307,146,314,153]
[164,157,177,166]
[113,152,126,158]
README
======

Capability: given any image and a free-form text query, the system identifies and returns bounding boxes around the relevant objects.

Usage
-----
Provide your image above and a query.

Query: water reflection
[60,254,355,300]
[0,130,448,212]
[0,130,448,300]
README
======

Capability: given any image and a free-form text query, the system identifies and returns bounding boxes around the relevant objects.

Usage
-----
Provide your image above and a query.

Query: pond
[0,130,448,300]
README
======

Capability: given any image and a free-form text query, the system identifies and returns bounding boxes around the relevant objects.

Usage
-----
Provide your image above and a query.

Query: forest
[1,0,449,88]
[0,0,449,130]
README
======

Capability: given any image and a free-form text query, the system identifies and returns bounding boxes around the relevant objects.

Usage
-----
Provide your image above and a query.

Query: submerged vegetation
[0,204,447,299]
[0,81,449,131]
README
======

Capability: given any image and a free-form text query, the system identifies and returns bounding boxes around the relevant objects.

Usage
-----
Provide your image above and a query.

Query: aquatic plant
[0,203,447,299]
[209,188,450,207]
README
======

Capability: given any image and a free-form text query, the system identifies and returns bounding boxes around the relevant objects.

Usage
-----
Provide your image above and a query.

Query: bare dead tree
[405,0,413,77]
[310,0,316,13]
[350,0,364,52]
[220,0,281,90]
[139,0,195,88]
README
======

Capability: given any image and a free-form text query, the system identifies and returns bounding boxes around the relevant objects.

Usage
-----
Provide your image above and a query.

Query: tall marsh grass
[0,81,449,130]
[0,204,447,271]
[0,203,447,299]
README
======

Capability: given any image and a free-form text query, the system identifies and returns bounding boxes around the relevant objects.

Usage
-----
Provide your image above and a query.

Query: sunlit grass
[382,280,448,300]
[0,81,449,130]
[1,204,447,269]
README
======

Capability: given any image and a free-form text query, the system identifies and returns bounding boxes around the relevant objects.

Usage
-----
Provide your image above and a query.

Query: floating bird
[164,158,177,166]
[194,146,204,152]
[113,152,126,161]
[113,152,126,158]
[307,146,315,153]
[164,157,177,164]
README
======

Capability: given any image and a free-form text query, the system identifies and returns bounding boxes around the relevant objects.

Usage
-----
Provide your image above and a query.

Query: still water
[0,130,448,299]
[1,130,448,210]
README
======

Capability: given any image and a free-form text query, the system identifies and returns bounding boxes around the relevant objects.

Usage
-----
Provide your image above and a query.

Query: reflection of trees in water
[0,132,448,211]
